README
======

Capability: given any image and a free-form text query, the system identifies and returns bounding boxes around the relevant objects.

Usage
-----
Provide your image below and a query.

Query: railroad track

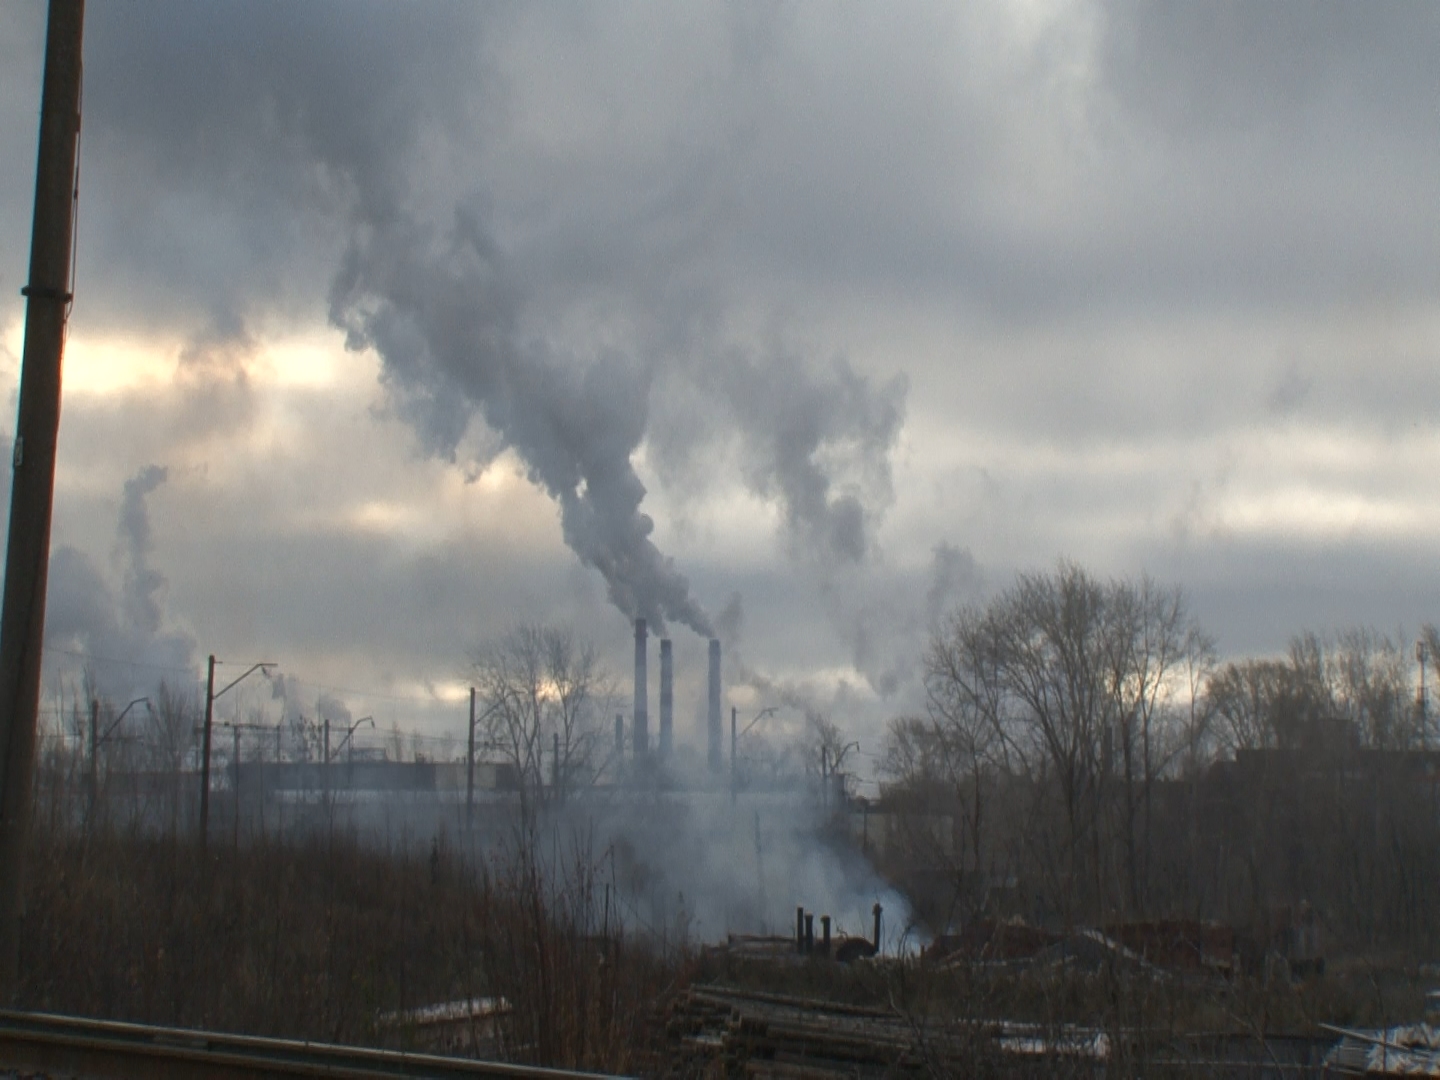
[0,1009,628,1080]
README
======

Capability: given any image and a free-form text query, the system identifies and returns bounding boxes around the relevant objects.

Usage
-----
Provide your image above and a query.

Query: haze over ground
[2,2,1438,779]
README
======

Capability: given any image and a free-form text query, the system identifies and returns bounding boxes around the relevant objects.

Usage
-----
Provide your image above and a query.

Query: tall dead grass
[17,820,677,1073]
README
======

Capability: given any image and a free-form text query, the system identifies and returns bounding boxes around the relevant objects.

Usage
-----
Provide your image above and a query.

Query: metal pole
[199,654,216,849]
[0,0,85,1002]
[1419,641,1429,749]
[730,706,737,805]
[86,697,97,825]
[232,724,240,849]
[466,687,475,827]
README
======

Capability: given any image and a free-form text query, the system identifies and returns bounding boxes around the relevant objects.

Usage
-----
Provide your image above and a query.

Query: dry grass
[17,822,678,1074]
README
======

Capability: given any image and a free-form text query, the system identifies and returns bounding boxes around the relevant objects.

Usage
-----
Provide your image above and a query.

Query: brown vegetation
[16,821,674,1074]
[876,562,1440,959]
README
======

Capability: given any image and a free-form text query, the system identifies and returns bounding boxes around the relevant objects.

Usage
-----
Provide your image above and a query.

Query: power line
[43,646,196,677]
[41,648,467,710]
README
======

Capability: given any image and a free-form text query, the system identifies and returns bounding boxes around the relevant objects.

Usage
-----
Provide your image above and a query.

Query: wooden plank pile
[656,985,987,1078]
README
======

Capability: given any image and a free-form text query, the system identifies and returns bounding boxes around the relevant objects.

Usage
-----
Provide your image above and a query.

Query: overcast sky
[2,1,1439,770]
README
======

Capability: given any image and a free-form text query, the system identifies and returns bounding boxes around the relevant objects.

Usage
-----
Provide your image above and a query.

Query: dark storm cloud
[50,1,492,336]
[7,0,1440,732]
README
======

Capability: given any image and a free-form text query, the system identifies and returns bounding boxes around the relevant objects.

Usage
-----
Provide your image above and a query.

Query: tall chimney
[633,618,648,757]
[659,639,673,759]
[707,639,722,772]
[614,714,624,760]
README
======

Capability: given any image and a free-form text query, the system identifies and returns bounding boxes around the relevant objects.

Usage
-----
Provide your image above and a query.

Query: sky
[2,1,1439,775]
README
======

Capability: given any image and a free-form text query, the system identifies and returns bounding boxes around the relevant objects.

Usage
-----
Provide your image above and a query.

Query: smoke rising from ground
[557,793,915,948]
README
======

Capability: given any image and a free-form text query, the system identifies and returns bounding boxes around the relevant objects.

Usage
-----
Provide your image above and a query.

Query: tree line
[880,560,1440,952]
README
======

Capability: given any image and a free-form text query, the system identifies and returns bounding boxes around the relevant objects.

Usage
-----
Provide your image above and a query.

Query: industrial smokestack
[659,639,673,759]
[633,618,648,758]
[615,714,624,760]
[707,639,721,772]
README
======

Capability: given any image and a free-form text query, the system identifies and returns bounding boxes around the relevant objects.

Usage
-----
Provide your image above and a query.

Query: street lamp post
[823,740,860,810]
[465,694,503,828]
[322,714,373,805]
[327,715,374,765]
[88,696,149,824]
[199,656,274,850]
[217,720,279,848]
[731,705,777,805]
[1418,640,1430,749]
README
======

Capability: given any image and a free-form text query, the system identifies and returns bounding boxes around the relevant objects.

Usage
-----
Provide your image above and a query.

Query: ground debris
[652,983,1106,1079]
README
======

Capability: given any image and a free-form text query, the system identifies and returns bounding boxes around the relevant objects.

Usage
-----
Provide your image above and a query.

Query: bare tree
[470,625,612,822]
[147,679,198,835]
[1329,627,1413,749]
[1206,658,1290,754]
[918,561,1200,921]
[1208,627,1415,755]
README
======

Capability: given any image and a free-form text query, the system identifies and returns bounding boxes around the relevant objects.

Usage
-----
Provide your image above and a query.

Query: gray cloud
[5,0,1440,752]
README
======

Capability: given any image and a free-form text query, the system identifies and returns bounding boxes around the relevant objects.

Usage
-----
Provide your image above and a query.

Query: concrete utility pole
[199,657,273,850]
[86,697,98,822]
[466,687,475,827]
[88,695,147,826]
[0,0,85,1004]
[199,655,216,844]
[731,706,737,805]
[1418,639,1429,748]
[232,723,241,848]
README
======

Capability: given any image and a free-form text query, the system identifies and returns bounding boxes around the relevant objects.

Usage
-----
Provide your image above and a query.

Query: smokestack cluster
[707,639,722,772]
[659,638,673,759]
[628,623,719,770]
[633,618,648,758]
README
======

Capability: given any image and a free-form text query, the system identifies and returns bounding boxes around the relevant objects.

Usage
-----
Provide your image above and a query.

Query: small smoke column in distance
[633,618,648,758]
[659,639,673,760]
[707,639,722,773]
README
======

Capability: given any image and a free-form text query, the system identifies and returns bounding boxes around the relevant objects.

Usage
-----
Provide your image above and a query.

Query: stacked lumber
[658,985,976,1078]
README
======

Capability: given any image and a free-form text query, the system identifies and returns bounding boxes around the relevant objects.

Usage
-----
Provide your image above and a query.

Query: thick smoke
[60,3,916,647]
[926,540,981,628]
[716,352,907,567]
[116,464,170,635]
[45,465,194,698]
[329,208,714,638]
[555,794,918,949]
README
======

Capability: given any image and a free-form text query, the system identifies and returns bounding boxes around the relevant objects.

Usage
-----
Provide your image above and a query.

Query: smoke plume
[718,352,907,567]
[329,208,714,638]
[45,465,194,697]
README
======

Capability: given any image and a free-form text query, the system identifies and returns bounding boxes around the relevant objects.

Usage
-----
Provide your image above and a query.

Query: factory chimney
[614,713,624,760]
[633,618,648,758]
[707,639,722,772]
[659,638,673,759]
